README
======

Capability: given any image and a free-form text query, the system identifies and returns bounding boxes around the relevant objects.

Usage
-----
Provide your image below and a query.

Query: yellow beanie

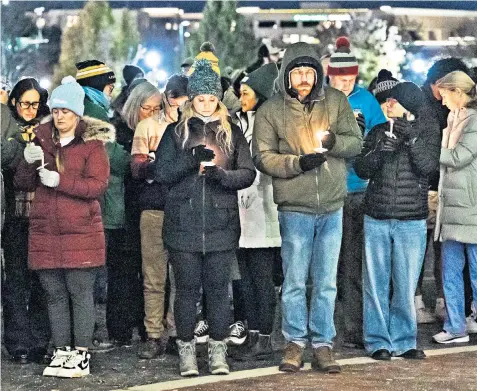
[188,42,220,76]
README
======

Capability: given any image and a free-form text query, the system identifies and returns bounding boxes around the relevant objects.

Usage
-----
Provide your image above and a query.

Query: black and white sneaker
[43,347,73,377]
[194,320,209,344]
[56,350,91,378]
[226,321,247,346]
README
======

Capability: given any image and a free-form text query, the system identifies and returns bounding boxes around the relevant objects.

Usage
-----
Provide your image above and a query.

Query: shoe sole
[433,335,469,344]
[311,362,341,373]
[181,370,199,377]
[56,370,90,378]
[210,368,230,375]
[226,336,247,346]
[279,362,303,372]
[195,336,209,344]
[42,368,60,377]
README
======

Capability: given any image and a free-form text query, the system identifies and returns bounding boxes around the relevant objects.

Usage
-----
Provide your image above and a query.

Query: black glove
[191,144,215,162]
[380,135,401,153]
[393,118,413,140]
[203,165,225,182]
[356,113,366,135]
[299,153,327,172]
[322,132,336,150]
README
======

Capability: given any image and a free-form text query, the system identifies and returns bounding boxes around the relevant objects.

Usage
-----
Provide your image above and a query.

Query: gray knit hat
[187,59,222,100]
[241,63,278,99]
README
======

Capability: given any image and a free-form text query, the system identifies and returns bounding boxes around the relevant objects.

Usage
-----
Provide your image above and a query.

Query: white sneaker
[466,315,477,334]
[43,347,73,377]
[432,330,469,344]
[226,321,247,346]
[434,298,446,322]
[194,320,209,344]
[415,295,436,324]
[56,350,90,378]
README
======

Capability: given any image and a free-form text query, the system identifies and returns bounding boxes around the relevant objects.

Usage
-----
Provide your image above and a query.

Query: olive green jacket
[252,42,362,214]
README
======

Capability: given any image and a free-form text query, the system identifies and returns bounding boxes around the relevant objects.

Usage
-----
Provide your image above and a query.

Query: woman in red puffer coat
[14,76,111,378]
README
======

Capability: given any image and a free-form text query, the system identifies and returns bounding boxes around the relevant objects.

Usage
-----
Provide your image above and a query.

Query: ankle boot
[176,340,199,377]
[208,338,229,375]
[233,333,273,361]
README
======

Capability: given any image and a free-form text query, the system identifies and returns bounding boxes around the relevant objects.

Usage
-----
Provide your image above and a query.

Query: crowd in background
[1,36,477,379]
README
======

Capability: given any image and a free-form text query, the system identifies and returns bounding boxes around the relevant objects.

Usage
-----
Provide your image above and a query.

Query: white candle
[314,131,328,153]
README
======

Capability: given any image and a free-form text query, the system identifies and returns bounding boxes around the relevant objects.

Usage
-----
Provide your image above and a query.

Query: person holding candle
[252,42,362,374]
[432,71,477,344]
[328,37,387,348]
[154,59,255,377]
[3,77,51,364]
[354,81,440,361]
[14,76,111,377]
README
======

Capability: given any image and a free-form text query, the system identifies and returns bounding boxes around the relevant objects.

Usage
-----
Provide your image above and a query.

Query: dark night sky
[12,1,477,12]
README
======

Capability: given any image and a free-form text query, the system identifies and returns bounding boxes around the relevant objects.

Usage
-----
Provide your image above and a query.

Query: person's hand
[321,132,336,150]
[39,168,60,188]
[203,165,225,182]
[299,153,327,172]
[356,113,366,135]
[191,144,215,162]
[393,117,413,140]
[23,144,43,164]
[380,135,401,153]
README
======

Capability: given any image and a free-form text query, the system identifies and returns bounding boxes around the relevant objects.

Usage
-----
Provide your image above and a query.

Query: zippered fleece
[252,42,362,215]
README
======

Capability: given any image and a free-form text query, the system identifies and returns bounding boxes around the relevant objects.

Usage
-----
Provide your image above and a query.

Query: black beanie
[373,69,399,104]
[241,63,278,100]
[123,64,144,86]
[426,58,469,85]
[389,82,426,116]
[75,60,116,92]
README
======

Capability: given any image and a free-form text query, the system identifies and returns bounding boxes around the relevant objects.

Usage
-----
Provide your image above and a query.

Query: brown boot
[278,342,304,372]
[312,346,341,374]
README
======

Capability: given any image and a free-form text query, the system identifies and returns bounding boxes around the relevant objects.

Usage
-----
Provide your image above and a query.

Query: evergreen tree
[187,0,259,71]
[53,0,139,87]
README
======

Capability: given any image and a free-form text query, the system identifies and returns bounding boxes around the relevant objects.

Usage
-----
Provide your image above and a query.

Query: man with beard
[252,42,362,374]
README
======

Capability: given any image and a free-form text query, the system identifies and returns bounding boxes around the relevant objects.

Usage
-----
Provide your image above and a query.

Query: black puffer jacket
[354,110,440,220]
[155,116,256,253]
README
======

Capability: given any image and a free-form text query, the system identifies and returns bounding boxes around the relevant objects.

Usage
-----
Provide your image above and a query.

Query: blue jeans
[442,240,477,335]
[279,209,343,347]
[363,216,426,355]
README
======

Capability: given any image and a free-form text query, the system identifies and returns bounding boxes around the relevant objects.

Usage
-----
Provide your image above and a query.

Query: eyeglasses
[290,68,316,79]
[140,105,161,114]
[18,101,40,109]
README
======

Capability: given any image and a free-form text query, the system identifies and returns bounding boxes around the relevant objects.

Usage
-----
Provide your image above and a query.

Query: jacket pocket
[209,194,237,230]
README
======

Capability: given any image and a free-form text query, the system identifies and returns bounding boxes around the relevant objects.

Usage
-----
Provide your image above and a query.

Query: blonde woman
[155,60,255,376]
[433,71,477,344]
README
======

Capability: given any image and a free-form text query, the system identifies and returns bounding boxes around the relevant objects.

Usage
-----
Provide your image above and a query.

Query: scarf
[83,86,110,112]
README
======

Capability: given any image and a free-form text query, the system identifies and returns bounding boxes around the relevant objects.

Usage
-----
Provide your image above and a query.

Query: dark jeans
[237,248,277,334]
[169,250,233,341]
[38,268,98,348]
[337,192,364,344]
[2,218,50,354]
[105,229,145,341]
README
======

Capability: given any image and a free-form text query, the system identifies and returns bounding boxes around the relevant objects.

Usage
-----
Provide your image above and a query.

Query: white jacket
[236,111,281,248]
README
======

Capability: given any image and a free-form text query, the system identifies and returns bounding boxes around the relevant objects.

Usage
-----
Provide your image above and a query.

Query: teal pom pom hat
[187,59,222,100]
[50,76,85,117]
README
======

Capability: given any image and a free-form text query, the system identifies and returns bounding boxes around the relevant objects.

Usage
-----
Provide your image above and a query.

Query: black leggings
[169,250,233,341]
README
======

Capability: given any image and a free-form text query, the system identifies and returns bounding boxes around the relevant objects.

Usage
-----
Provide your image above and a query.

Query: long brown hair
[177,100,233,155]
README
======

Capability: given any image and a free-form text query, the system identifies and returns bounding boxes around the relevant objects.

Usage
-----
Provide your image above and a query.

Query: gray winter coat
[435,108,477,244]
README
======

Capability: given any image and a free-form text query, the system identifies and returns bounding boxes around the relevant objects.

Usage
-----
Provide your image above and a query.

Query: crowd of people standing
[1,36,477,379]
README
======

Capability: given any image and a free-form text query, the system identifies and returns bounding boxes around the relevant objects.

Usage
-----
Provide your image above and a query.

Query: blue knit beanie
[187,59,222,100]
[50,76,85,116]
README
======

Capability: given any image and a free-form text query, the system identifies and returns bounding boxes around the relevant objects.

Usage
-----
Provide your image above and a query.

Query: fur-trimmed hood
[33,115,116,146]
[81,116,116,143]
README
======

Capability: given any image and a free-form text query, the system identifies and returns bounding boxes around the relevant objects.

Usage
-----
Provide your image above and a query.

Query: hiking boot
[278,342,304,372]
[176,340,199,377]
[43,347,73,377]
[208,338,229,375]
[194,320,209,344]
[312,346,341,374]
[432,330,469,344]
[56,350,90,378]
[226,321,247,346]
[138,338,165,359]
[234,333,273,361]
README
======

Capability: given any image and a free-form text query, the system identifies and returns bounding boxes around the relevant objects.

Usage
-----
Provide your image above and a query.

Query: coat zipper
[201,122,207,255]
[303,107,320,208]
